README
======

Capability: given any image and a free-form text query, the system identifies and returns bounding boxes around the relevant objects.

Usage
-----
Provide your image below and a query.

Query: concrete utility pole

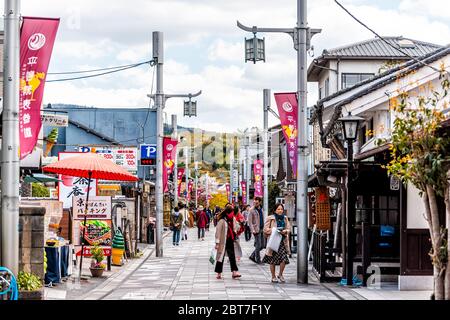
[245,133,250,205]
[263,89,270,221]
[1,0,21,274]
[229,146,234,203]
[148,31,201,258]
[185,146,189,203]
[172,114,178,205]
[237,0,321,284]
[194,161,198,209]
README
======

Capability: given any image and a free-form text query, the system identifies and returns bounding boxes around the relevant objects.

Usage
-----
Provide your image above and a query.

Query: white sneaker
[271,277,278,283]
[278,275,285,283]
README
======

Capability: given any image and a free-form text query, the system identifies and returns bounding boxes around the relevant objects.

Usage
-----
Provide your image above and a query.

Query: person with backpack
[170,207,183,246]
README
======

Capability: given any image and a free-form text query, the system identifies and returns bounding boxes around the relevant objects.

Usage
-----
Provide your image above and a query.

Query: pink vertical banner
[177,168,185,196]
[226,183,230,201]
[163,137,178,193]
[19,17,60,159]
[254,160,263,197]
[241,181,247,205]
[274,92,298,178]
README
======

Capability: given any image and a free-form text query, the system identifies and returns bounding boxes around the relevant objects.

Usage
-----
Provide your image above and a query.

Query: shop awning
[23,173,61,183]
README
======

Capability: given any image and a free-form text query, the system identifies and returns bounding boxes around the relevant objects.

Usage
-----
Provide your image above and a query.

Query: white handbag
[266,227,282,252]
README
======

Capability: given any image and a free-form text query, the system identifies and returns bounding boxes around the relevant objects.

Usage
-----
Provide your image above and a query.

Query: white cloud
[7,0,449,133]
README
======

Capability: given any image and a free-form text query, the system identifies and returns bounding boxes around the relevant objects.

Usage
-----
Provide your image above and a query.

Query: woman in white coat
[214,207,241,280]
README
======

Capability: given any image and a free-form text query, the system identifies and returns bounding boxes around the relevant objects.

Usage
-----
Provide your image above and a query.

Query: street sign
[140,144,157,166]
[41,113,69,127]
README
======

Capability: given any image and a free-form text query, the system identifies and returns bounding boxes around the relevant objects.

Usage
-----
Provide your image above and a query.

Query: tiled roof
[322,36,442,58]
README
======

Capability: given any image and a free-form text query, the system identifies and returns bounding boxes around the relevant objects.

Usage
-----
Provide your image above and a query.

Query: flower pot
[111,248,124,266]
[89,267,104,278]
[18,287,44,300]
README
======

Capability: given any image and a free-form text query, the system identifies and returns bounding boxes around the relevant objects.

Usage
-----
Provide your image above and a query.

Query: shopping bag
[209,247,217,265]
[266,227,282,252]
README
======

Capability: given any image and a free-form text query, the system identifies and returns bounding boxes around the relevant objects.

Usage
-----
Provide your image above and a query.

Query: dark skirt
[262,239,290,265]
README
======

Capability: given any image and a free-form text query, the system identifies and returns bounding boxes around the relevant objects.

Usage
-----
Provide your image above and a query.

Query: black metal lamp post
[338,112,364,286]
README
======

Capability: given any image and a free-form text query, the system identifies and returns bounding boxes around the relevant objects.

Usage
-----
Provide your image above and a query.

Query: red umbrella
[43,152,138,278]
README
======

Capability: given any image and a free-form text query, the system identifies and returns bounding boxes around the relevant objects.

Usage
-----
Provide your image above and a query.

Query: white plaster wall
[407,184,428,229]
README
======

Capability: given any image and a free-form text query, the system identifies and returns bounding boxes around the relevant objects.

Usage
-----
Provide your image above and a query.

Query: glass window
[341,73,374,89]
[324,78,329,97]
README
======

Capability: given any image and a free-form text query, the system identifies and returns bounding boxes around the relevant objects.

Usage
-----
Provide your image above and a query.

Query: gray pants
[250,231,264,263]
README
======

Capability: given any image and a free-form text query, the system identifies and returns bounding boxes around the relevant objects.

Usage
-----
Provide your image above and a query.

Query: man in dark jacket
[248,197,264,264]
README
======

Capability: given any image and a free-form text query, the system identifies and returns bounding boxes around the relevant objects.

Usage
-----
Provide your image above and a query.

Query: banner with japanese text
[20,17,60,159]
[177,168,185,196]
[254,159,263,197]
[240,181,247,205]
[274,92,298,179]
[163,137,178,193]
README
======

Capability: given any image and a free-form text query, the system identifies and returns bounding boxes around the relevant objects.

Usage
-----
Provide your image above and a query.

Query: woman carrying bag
[262,203,291,283]
[214,207,241,280]
[170,207,183,246]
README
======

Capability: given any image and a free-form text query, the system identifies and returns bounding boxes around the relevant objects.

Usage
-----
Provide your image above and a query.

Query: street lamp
[245,32,265,64]
[338,111,364,286]
[338,112,364,141]
[184,97,197,117]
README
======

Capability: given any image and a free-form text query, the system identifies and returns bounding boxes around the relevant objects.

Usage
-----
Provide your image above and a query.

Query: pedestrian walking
[188,207,195,228]
[233,206,245,262]
[214,207,241,279]
[178,202,189,240]
[196,205,208,240]
[262,203,291,283]
[248,197,264,264]
[242,205,252,241]
[170,207,183,246]
[205,204,212,231]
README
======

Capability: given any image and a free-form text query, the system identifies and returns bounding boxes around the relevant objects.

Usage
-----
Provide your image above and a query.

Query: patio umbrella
[43,153,138,278]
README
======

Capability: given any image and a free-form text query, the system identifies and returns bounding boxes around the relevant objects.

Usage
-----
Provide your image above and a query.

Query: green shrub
[17,271,42,291]
[31,183,50,197]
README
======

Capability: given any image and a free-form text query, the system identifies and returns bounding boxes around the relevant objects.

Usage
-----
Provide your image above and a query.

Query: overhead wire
[334,0,443,73]
[48,60,154,75]
[47,60,154,82]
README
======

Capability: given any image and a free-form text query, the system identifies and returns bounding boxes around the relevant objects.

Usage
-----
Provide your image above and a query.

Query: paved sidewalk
[93,227,341,300]
[48,226,432,300]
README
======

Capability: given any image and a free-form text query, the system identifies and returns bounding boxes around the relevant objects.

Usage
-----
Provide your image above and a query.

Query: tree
[382,69,450,299]
[209,193,228,210]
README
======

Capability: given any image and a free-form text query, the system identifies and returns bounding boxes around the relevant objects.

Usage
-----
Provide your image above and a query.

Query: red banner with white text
[254,160,263,197]
[187,179,193,202]
[177,168,185,196]
[274,92,298,179]
[241,181,247,205]
[163,137,178,193]
[20,17,60,159]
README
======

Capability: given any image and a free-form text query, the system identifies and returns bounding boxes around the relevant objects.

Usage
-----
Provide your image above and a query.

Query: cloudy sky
[6,0,450,132]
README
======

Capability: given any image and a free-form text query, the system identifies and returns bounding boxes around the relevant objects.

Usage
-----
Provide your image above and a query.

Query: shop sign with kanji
[73,196,112,220]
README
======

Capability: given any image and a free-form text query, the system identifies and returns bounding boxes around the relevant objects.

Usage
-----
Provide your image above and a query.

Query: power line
[48,60,154,75]
[47,60,153,82]
[334,0,441,73]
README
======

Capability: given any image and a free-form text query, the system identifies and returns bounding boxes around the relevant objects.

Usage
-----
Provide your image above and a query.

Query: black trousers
[244,225,251,241]
[215,238,238,273]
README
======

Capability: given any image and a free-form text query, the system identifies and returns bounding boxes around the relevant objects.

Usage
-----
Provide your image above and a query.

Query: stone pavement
[87,226,344,300]
[47,226,432,300]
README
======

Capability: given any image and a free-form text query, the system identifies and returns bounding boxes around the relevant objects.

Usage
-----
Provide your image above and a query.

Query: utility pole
[149,31,201,258]
[263,89,270,221]
[1,0,21,274]
[237,0,321,284]
[245,133,250,205]
[194,161,198,209]
[185,146,189,204]
[172,114,178,206]
[229,145,234,203]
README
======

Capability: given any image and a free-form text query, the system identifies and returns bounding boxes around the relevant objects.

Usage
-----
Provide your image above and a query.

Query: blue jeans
[173,229,181,244]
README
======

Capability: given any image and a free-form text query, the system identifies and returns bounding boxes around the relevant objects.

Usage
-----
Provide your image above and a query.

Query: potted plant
[89,244,106,277]
[17,271,44,300]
